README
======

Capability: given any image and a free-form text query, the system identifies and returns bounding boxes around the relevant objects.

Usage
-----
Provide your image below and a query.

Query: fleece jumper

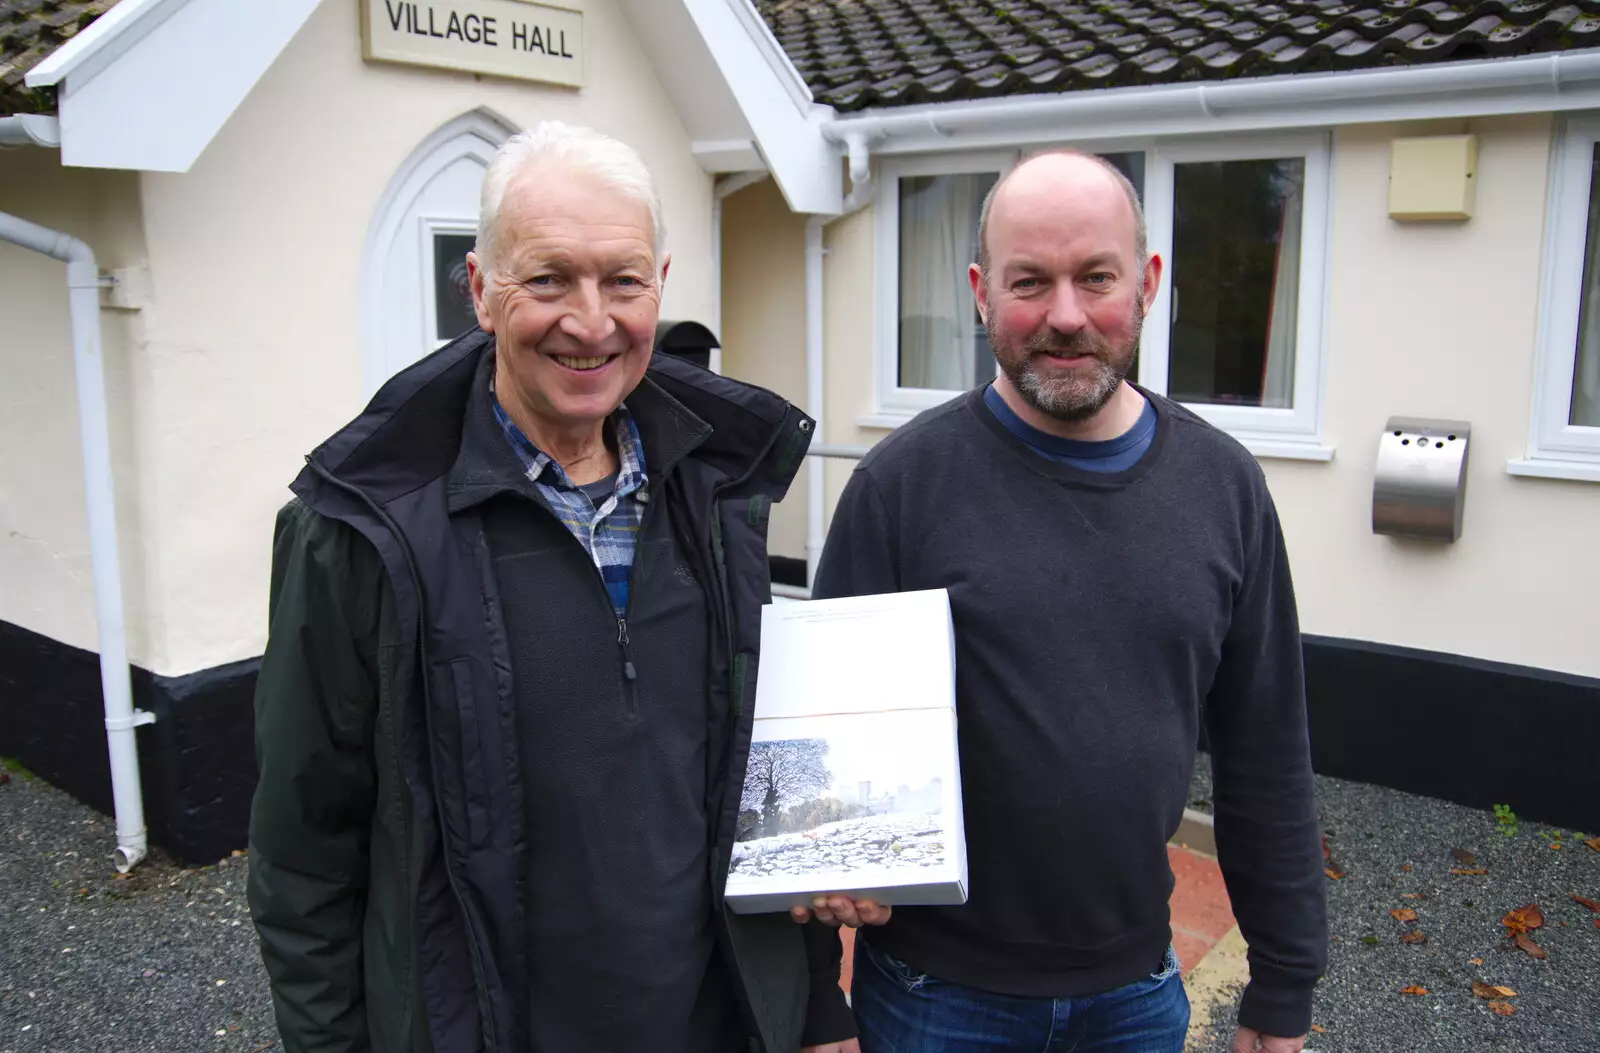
[811,385,1328,1039]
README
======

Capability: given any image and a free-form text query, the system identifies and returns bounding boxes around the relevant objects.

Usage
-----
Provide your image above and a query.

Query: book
[724,588,968,915]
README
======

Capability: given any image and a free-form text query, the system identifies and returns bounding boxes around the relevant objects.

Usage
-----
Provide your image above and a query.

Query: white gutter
[0,211,154,873]
[821,49,1600,155]
[0,114,61,148]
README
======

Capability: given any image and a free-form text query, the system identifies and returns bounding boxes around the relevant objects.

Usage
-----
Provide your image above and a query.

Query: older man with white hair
[247,122,857,1052]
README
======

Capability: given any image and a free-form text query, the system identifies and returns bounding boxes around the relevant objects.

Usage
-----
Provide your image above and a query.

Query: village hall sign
[362,0,583,88]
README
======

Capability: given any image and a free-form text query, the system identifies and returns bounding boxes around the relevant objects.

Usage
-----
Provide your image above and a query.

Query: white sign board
[725,589,968,915]
[361,0,584,88]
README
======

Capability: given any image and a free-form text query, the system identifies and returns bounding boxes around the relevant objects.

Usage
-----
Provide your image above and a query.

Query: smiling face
[467,164,666,442]
[971,154,1160,425]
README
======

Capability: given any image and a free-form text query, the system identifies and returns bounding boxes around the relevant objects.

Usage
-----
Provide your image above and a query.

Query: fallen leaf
[1513,933,1547,959]
[1489,1000,1516,1016]
[1360,935,1380,947]
[1400,985,1429,996]
[1593,918,1599,930]
[1310,1025,1326,1033]
[1468,957,1484,966]
[1571,894,1600,913]
[1400,863,1413,872]
[1321,835,1331,861]
[1325,865,1345,880]
[1389,908,1419,923]
[0,771,10,786]
[1492,986,1517,997]
[1550,843,1562,850]
[1586,837,1600,853]
[1451,867,1489,875]
[1400,930,1427,944]
[1451,847,1478,866]
[1501,903,1545,936]
[1401,892,1422,899]
[1472,981,1501,1000]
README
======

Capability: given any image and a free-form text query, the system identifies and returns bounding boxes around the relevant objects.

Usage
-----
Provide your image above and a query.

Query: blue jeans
[852,936,1189,1053]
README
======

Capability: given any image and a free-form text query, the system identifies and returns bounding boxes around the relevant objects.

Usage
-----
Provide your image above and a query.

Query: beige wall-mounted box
[1389,134,1478,221]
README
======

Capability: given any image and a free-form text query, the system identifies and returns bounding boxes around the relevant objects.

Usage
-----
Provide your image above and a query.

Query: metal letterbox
[1372,416,1471,542]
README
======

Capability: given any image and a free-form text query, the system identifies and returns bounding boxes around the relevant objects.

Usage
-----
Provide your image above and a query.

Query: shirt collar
[490,386,649,501]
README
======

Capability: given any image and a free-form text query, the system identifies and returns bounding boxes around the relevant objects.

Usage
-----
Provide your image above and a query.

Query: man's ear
[968,262,989,325]
[467,252,495,333]
[659,252,672,287]
[1141,254,1164,319]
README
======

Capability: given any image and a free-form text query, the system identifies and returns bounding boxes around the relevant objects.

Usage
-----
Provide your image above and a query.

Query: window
[420,218,479,351]
[873,136,1330,453]
[1517,116,1600,479]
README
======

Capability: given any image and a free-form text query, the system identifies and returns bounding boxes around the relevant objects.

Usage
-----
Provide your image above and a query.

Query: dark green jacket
[247,332,840,1052]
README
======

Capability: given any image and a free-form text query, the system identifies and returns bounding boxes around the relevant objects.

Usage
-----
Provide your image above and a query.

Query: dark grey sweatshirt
[812,386,1327,1039]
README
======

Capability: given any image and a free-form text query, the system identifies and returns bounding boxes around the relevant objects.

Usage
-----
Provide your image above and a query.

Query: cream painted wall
[718,178,809,560]
[0,147,155,662]
[747,114,1598,677]
[1265,115,1599,677]
[128,0,719,674]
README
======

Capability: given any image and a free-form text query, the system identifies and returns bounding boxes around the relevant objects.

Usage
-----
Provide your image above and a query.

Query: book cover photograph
[725,589,967,915]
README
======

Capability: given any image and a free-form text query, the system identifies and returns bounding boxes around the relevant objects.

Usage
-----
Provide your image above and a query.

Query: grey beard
[1013,355,1127,423]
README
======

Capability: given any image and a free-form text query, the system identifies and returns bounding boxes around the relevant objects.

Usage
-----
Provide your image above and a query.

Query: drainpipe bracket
[106,710,157,732]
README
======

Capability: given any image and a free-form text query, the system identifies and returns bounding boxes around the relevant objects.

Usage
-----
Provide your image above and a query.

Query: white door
[362,111,514,395]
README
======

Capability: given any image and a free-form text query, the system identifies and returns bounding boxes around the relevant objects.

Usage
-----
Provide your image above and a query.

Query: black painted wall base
[1299,635,1600,833]
[0,620,258,867]
[3,617,1597,866]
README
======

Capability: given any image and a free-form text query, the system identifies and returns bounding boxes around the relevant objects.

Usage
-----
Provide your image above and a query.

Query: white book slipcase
[725,589,968,915]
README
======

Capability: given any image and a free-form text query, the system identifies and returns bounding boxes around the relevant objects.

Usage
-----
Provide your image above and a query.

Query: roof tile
[757,0,1600,111]
[1,0,119,114]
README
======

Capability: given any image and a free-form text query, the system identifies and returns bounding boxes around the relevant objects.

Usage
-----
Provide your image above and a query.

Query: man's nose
[560,278,617,346]
[1045,283,1089,334]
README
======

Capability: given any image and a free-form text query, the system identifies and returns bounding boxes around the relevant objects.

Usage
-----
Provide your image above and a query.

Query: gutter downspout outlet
[0,210,154,873]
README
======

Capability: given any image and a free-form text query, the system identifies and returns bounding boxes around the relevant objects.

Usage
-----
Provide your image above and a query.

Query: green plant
[1493,803,1519,837]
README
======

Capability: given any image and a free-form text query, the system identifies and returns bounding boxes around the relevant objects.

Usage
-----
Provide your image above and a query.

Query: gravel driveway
[4,757,1597,1052]
[1186,755,1600,1052]
[0,766,277,1053]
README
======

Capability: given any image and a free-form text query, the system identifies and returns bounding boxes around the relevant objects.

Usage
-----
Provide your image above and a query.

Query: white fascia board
[824,49,1600,155]
[677,0,840,214]
[692,139,767,173]
[27,0,322,172]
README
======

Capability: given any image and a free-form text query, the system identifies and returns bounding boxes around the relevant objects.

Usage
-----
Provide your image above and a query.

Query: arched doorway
[360,109,516,394]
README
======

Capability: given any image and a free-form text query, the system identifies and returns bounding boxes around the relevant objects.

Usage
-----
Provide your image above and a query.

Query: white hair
[475,120,666,270]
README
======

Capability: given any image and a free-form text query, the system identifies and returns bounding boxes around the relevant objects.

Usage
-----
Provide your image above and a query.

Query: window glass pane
[1571,146,1600,427]
[433,233,478,342]
[1169,158,1305,409]
[898,172,997,390]
[1099,151,1146,202]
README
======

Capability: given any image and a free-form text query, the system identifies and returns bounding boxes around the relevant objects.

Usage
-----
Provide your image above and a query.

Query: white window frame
[1143,132,1332,447]
[869,134,1333,458]
[419,215,479,352]
[1513,115,1600,482]
[874,151,1016,418]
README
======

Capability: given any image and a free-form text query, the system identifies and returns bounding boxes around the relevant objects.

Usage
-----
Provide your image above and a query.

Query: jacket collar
[294,328,811,510]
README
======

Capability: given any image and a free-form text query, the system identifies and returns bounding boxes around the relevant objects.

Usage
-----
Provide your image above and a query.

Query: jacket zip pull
[617,618,637,681]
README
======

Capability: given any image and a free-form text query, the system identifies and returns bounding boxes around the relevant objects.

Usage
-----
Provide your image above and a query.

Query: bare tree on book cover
[739,738,843,840]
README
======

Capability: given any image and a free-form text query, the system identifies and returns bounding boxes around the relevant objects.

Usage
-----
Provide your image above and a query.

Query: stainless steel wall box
[1372,417,1471,542]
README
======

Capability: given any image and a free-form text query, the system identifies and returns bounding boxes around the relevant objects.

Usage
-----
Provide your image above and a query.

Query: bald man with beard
[806,150,1328,1053]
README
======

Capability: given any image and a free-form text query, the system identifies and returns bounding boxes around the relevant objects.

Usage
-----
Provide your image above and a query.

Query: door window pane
[1571,146,1600,427]
[433,233,478,343]
[1169,158,1305,409]
[898,173,997,390]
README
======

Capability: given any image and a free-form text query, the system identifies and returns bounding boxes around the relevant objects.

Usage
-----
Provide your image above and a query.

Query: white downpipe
[0,114,61,147]
[800,142,878,592]
[0,210,154,873]
[804,215,826,589]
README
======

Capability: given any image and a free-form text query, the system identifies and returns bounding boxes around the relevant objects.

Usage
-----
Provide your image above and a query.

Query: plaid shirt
[491,397,649,619]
